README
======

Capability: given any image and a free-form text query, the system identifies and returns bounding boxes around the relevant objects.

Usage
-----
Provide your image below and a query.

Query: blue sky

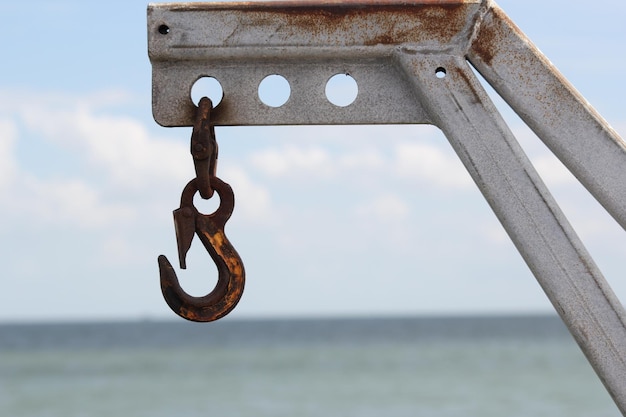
[1,0,625,322]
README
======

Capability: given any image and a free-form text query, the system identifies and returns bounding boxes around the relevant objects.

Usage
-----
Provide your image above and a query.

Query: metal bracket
[148,0,626,412]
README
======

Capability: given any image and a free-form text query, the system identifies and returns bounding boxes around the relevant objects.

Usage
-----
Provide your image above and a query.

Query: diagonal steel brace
[148,0,626,412]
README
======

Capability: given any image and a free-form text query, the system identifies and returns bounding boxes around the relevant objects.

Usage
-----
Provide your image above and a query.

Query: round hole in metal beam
[325,74,358,107]
[191,76,224,107]
[258,74,291,108]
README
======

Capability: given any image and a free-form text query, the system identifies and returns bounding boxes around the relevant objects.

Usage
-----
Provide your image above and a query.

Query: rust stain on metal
[158,175,245,323]
[162,1,476,47]
[166,0,472,12]
[471,5,522,67]
[470,7,500,65]
[469,4,575,131]
[190,97,218,199]
[265,4,469,45]
[236,4,470,48]
[453,66,481,104]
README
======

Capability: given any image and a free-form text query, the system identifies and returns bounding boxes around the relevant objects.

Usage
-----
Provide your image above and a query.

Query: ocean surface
[0,315,620,417]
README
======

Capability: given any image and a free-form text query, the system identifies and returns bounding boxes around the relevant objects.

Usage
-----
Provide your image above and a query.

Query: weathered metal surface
[148,0,626,413]
[399,51,626,413]
[466,5,626,232]
[465,12,626,406]
[190,97,218,199]
[148,0,483,126]
[158,177,245,322]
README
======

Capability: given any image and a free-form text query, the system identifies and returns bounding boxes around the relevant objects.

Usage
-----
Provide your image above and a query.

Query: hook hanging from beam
[158,177,245,322]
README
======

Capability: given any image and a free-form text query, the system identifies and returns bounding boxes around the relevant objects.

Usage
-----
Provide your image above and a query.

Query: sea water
[0,315,620,417]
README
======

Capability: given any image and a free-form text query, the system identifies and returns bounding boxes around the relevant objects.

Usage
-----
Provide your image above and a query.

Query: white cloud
[98,234,137,266]
[246,126,477,192]
[17,175,135,229]
[21,102,189,189]
[0,117,126,230]
[0,90,193,231]
[393,142,474,188]
[250,145,334,179]
[507,122,579,188]
[350,193,413,248]
[355,193,409,222]
[221,165,274,225]
[531,154,576,187]
[338,147,385,171]
[0,118,18,189]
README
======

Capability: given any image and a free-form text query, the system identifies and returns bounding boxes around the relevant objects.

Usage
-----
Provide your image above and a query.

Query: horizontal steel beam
[148,0,483,126]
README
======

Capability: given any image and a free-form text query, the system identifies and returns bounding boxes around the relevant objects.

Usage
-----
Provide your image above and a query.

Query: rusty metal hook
[157,177,245,322]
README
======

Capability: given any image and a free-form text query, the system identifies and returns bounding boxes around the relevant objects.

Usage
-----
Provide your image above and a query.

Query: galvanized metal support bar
[148,0,626,412]
[398,52,626,412]
[467,5,626,232]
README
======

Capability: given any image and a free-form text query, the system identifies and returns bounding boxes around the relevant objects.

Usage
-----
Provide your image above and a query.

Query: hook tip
[158,255,176,282]
[157,254,169,268]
